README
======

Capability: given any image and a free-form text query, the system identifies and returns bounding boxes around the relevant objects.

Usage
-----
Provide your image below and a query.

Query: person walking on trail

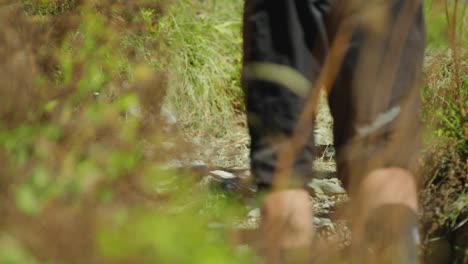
[242,0,425,263]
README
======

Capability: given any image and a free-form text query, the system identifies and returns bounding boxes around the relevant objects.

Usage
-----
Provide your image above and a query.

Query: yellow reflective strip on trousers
[244,62,311,97]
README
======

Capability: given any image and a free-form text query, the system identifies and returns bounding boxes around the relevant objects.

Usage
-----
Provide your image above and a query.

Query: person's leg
[242,0,331,258]
[243,0,325,190]
[354,168,420,263]
[328,0,425,263]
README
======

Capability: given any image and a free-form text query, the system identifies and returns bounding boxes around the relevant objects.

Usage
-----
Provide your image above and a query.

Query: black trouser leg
[243,0,329,190]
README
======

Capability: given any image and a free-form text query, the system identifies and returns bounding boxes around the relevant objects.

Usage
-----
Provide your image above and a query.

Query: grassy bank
[158,0,243,137]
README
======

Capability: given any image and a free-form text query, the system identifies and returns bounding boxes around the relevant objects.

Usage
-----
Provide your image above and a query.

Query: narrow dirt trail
[177,99,353,249]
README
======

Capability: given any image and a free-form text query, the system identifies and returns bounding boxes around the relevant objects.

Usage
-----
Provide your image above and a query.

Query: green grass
[419,1,467,255]
[156,0,243,137]
[425,0,468,50]
[22,0,77,15]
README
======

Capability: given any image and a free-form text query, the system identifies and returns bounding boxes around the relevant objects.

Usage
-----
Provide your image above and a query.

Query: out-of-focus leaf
[15,185,40,215]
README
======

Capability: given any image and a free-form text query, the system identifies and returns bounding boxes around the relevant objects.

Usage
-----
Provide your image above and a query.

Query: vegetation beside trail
[420,2,467,262]
[0,0,466,263]
[160,0,244,136]
[0,1,253,263]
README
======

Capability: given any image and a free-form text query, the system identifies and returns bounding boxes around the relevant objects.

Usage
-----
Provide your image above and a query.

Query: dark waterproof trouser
[243,0,425,192]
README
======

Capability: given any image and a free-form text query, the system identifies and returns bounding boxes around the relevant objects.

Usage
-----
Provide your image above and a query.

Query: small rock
[313,217,334,230]
[247,208,261,218]
[307,178,346,196]
[203,170,241,192]
[210,170,237,180]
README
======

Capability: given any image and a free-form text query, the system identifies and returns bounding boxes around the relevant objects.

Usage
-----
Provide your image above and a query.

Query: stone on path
[307,178,346,197]
[247,208,261,219]
[314,217,335,231]
[200,169,256,193]
[210,170,237,179]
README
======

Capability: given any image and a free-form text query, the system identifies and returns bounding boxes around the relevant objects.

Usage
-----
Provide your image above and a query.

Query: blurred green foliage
[425,0,449,48]
[0,1,255,263]
[421,47,467,245]
[425,0,468,49]
[23,0,77,15]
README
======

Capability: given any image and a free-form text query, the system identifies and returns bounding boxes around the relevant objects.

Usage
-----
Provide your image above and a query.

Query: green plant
[156,0,243,137]
[420,0,467,258]
[0,2,255,263]
[22,0,77,15]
